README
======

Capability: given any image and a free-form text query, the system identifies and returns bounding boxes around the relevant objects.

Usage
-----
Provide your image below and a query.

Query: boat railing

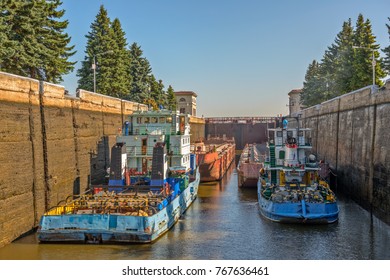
[126,146,154,156]
[126,146,184,156]
[44,187,170,216]
[129,127,180,136]
[282,157,318,167]
[284,159,302,166]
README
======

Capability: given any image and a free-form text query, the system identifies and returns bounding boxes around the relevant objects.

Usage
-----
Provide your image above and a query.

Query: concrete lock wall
[0,71,148,247]
[301,80,390,223]
[189,116,206,143]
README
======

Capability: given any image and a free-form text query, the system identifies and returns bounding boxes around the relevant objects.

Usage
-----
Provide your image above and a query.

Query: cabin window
[137,117,142,124]
[166,116,172,123]
[277,131,282,137]
[287,131,293,138]
[151,117,157,123]
[298,130,304,137]
[144,117,150,124]
[159,117,165,123]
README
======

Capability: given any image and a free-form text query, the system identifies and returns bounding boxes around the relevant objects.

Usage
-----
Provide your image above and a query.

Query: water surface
[1,165,389,260]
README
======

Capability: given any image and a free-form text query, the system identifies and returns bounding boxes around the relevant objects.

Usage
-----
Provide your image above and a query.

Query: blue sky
[60,0,390,117]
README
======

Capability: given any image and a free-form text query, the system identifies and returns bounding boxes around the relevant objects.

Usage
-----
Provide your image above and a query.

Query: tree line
[0,0,75,84]
[1,3,390,110]
[76,5,176,110]
[301,14,390,107]
[0,2,176,110]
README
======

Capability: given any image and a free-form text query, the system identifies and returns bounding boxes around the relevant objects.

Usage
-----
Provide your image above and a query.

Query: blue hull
[38,169,200,243]
[257,184,339,224]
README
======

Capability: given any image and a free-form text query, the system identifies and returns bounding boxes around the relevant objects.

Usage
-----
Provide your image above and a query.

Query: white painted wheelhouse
[117,109,192,177]
[264,117,319,186]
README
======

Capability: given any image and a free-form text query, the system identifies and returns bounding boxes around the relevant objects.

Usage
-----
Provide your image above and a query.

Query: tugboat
[38,109,200,243]
[257,117,339,224]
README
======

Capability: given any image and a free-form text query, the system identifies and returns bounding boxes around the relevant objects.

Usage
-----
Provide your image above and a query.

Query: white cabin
[117,110,192,175]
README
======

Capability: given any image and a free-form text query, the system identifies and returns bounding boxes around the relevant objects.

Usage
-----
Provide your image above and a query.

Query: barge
[38,110,200,243]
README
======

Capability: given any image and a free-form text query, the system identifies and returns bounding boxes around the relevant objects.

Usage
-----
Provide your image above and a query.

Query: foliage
[166,85,177,111]
[0,0,75,83]
[301,60,325,107]
[350,14,384,89]
[128,42,152,103]
[76,5,172,106]
[77,5,117,94]
[301,14,386,107]
[332,19,355,95]
[109,18,131,98]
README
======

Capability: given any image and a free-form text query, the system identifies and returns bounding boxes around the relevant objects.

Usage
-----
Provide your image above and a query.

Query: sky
[60,0,390,117]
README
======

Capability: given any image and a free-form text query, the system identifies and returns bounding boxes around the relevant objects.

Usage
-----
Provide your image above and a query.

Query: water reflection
[0,164,389,260]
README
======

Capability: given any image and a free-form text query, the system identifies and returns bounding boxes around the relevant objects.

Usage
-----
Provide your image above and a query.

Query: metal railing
[205,116,277,124]
[126,146,185,156]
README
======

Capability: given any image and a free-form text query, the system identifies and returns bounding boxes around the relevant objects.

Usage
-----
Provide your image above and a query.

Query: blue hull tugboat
[257,117,339,224]
[38,110,200,243]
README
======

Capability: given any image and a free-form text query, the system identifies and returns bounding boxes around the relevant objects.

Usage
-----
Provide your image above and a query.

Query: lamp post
[352,46,376,86]
[92,50,113,92]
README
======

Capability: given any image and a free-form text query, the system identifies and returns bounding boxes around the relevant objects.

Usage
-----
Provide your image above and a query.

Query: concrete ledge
[41,82,65,99]
[0,71,39,94]
[190,116,205,124]
[0,72,39,104]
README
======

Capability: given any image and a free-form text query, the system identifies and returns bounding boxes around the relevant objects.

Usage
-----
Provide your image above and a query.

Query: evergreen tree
[110,18,131,98]
[77,5,116,94]
[129,42,152,103]
[302,14,386,106]
[301,60,325,107]
[319,43,338,100]
[382,18,390,74]
[301,19,355,105]
[0,0,75,82]
[149,74,167,109]
[0,1,12,65]
[166,85,176,111]
[333,19,355,94]
[351,14,385,89]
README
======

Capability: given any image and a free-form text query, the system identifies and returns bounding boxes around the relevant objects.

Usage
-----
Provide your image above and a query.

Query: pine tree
[317,21,354,101]
[166,85,176,111]
[77,5,116,94]
[319,43,338,100]
[333,19,355,94]
[129,42,152,103]
[0,0,75,82]
[110,18,131,98]
[301,19,355,105]
[301,60,325,107]
[0,1,12,65]
[149,74,166,109]
[351,14,385,89]
[382,18,390,74]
